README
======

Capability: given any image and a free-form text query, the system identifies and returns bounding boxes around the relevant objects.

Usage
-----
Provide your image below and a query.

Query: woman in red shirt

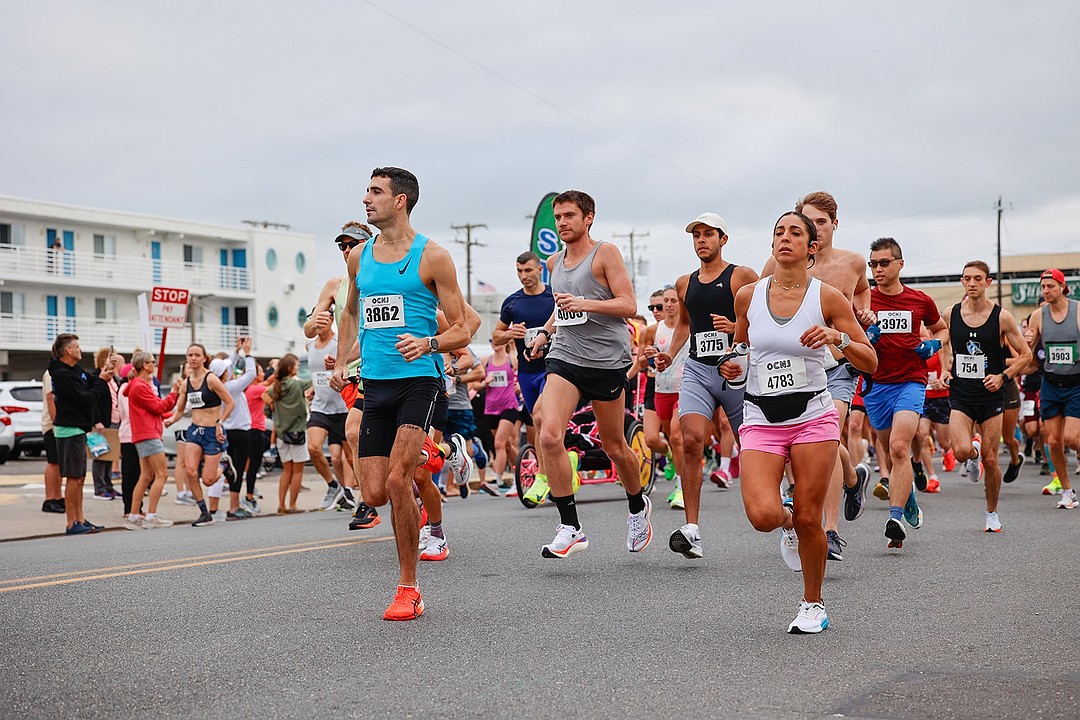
[125,351,181,529]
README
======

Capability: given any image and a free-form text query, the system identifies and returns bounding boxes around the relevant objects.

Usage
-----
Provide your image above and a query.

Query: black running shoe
[845,463,870,521]
[885,518,906,548]
[826,530,846,561]
[1003,456,1025,484]
[192,510,214,527]
[349,503,381,530]
[912,460,927,492]
[41,499,65,514]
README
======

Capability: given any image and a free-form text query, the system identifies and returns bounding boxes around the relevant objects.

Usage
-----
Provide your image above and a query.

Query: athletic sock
[719,457,731,473]
[552,494,580,529]
[429,521,444,539]
[685,522,699,535]
[328,480,339,489]
[197,500,208,514]
[889,506,903,522]
[626,490,645,515]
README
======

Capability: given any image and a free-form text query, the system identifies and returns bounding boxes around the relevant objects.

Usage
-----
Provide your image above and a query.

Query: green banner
[530,192,560,282]
[1012,279,1080,305]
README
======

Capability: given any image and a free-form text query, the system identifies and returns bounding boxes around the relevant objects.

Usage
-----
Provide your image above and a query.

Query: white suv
[0,381,44,459]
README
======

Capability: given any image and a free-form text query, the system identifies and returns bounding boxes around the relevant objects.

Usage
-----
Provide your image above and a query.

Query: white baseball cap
[685,212,727,234]
[209,358,231,377]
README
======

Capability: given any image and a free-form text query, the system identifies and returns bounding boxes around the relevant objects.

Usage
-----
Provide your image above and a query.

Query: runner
[492,251,556,505]
[654,212,758,559]
[720,211,876,633]
[640,285,687,509]
[524,190,649,558]
[480,338,521,495]
[1024,268,1080,509]
[305,319,354,511]
[762,192,875,561]
[218,337,257,520]
[863,238,949,548]
[918,342,951,493]
[332,167,471,620]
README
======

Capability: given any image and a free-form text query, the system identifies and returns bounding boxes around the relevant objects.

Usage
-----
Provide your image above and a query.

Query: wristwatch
[427,336,439,353]
[836,332,851,351]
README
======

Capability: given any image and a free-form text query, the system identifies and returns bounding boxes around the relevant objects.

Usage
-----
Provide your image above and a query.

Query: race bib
[523,327,543,346]
[758,357,809,394]
[554,298,588,327]
[955,354,985,379]
[489,370,509,387]
[1022,399,1036,417]
[694,331,728,358]
[877,310,912,334]
[445,374,455,394]
[187,391,205,409]
[313,371,332,387]
[1047,343,1076,366]
[362,294,405,329]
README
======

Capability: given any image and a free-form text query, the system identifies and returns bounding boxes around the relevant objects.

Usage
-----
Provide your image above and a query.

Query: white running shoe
[627,495,653,553]
[1058,489,1078,509]
[174,491,196,506]
[419,534,448,561]
[780,526,801,572]
[142,515,174,529]
[542,524,589,558]
[418,524,431,551]
[984,511,1002,532]
[320,485,344,511]
[787,600,829,634]
[123,515,144,531]
[211,510,227,523]
[669,523,703,559]
[448,434,473,486]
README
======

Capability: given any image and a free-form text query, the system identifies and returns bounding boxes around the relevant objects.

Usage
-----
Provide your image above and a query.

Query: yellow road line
[0,536,393,593]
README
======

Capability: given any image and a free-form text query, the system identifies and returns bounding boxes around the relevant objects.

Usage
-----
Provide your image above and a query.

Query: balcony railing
[0,314,250,355]
[0,245,251,294]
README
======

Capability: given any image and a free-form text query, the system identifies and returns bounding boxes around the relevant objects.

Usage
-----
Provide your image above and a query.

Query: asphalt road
[2,460,1078,720]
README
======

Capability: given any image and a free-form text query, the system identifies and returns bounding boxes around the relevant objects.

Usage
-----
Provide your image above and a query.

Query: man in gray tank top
[1026,268,1080,510]
[526,190,653,559]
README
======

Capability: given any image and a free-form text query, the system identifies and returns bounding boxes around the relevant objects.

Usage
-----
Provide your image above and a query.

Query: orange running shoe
[383,585,424,621]
[925,476,941,493]
[419,436,446,473]
[942,448,956,472]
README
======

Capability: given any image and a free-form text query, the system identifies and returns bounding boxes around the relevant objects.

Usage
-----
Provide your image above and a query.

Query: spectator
[49,334,113,535]
[125,352,181,529]
[117,363,140,516]
[268,354,310,514]
[90,347,122,499]
[41,367,64,513]
[241,364,271,512]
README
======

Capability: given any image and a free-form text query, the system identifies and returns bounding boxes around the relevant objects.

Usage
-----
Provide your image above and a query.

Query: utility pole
[995,195,1004,306]
[452,223,487,305]
[613,229,649,295]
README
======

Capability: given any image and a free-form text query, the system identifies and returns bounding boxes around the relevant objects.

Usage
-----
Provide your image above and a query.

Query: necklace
[772,278,803,291]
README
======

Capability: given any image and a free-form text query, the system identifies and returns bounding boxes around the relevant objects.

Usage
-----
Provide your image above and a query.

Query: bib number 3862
[363,294,405,329]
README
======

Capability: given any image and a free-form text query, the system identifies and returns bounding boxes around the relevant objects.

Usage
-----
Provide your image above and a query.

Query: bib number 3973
[554,298,588,327]
[877,310,912,334]
[363,294,405,329]
[694,331,728,358]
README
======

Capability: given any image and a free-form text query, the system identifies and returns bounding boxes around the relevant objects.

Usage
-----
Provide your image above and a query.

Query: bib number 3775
[363,294,405,329]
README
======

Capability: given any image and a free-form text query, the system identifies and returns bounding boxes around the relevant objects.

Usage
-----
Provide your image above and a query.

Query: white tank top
[744,276,833,426]
[654,320,687,394]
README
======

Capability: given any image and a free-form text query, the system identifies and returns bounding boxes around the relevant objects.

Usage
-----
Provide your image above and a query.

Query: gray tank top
[1041,301,1080,377]
[547,242,632,370]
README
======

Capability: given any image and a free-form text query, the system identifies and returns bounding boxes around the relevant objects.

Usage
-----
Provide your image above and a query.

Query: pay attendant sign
[148,286,191,328]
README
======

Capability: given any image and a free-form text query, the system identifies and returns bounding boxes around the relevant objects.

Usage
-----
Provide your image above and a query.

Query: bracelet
[537,328,551,338]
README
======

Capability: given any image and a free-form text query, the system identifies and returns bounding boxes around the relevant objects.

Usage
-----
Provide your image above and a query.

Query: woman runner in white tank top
[720,211,877,635]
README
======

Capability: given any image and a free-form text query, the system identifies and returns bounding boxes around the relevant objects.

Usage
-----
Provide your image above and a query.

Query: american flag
[477,279,498,293]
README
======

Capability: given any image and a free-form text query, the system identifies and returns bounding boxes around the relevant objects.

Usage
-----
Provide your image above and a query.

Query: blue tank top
[357,234,440,380]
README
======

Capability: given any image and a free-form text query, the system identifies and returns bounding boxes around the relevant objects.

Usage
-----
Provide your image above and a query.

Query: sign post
[148,287,191,381]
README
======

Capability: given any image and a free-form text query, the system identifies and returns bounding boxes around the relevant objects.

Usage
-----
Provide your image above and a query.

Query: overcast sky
[3,1,1078,308]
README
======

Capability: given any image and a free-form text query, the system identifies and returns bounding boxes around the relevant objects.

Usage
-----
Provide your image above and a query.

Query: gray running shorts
[678,357,744,433]
[826,362,859,407]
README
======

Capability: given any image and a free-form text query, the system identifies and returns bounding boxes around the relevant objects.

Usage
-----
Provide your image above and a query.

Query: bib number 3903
[363,294,405,329]
[1047,344,1076,366]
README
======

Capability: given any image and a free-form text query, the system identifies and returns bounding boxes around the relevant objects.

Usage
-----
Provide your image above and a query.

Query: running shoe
[569,451,581,493]
[349,503,381,530]
[663,451,676,481]
[1040,462,1051,476]
[787,601,829,634]
[959,460,969,478]
[1057,489,1078,509]
[92,491,114,501]
[383,585,424,621]
[872,478,890,501]
[479,480,501,497]
[522,475,551,506]
[780,526,801,572]
[1043,476,1063,495]
[925,476,941,493]
[542,524,589,558]
[65,522,94,536]
[174,491,196,506]
[320,484,344,511]
[710,469,732,488]
[212,510,227,523]
[942,448,957,472]
[192,510,215,527]
[337,487,357,511]
[825,530,845,562]
[448,433,473,486]
[844,463,870,521]
[627,495,653,552]
[472,442,488,469]
[730,452,740,479]
[669,524,703,559]
[669,484,684,510]
[885,518,906,548]
[418,524,430,550]
[419,535,448,561]
[1003,456,1025,484]
[226,508,253,520]
[81,519,104,533]
[142,515,173,529]
[984,511,1003,532]
[903,492,924,530]
[503,483,518,498]
[912,460,928,492]
[41,499,65,513]
[123,515,144,531]
[240,496,260,514]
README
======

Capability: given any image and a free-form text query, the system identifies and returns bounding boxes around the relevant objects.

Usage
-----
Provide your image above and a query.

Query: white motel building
[0,196,319,379]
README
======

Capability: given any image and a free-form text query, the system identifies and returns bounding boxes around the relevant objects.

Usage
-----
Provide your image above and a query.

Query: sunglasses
[867,259,896,269]
[648,304,664,312]
[337,239,363,251]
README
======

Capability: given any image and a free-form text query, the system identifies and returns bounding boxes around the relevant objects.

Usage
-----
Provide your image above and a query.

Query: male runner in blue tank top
[655,212,758,559]
[333,167,472,621]
[525,190,652,558]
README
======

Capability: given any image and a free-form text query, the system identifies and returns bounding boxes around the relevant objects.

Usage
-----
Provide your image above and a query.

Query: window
[234,306,249,328]
[1,291,26,315]
[0,223,25,245]
[266,247,278,271]
[295,252,306,273]
[297,308,307,327]
[268,304,278,328]
[94,298,117,320]
[183,244,203,264]
[93,234,116,256]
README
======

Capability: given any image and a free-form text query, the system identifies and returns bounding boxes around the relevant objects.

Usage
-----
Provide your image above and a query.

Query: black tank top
[185,373,223,410]
[685,264,737,366]
[949,303,1005,399]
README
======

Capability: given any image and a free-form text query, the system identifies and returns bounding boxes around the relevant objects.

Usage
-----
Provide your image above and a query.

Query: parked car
[0,381,44,459]
[0,409,14,464]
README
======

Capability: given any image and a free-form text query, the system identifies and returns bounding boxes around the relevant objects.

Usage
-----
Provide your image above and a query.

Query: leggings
[246,428,266,496]
[120,442,140,514]
[225,429,250,494]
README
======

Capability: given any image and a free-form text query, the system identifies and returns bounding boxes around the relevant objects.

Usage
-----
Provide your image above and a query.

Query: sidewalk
[0,472,338,542]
